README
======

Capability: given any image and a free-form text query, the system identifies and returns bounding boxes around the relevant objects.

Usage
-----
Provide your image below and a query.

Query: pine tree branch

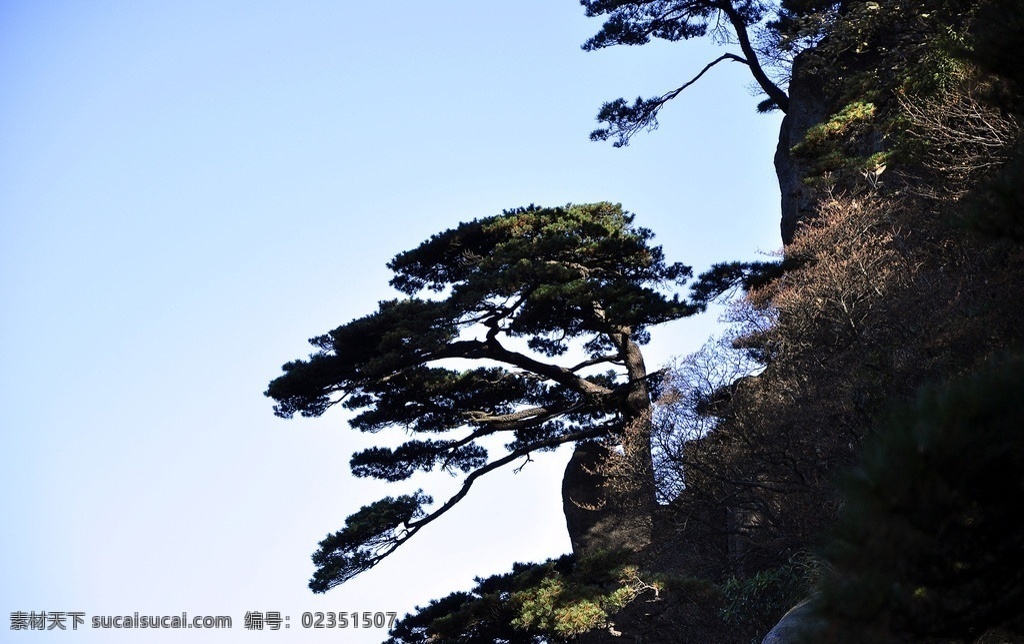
[320,426,609,590]
[435,338,615,399]
[406,425,608,533]
[592,53,749,146]
[718,1,790,113]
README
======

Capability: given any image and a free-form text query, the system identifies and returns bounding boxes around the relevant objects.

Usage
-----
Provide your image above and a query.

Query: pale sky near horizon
[1,2,782,642]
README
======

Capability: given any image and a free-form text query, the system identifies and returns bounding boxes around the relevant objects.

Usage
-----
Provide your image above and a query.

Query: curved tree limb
[310,425,609,592]
[718,1,790,113]
[592,53,749,146]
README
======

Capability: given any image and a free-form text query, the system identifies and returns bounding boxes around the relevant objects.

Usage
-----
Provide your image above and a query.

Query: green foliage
[266,203,697,591]
[387,551,666,642]
[579,0,718,50]
[801,101,877,146]
[807,356,1024,642]
[769,0,842,52]
[385,558,576,644]
[309,492,431,593]
[719,562,808,636]
[579,1,791,146]
[688,259,792,309]
[900,41,972,98]
[604,1,1024,641]
[781,0,1006,199]
[513,561,662,637]
[790,100,884,179]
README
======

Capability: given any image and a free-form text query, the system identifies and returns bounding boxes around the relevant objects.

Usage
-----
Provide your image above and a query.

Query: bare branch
[570,354,623,372]
[433,338,615,399]
[592,53,748,147]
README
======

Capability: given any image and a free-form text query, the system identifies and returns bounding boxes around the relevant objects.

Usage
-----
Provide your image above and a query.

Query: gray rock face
[775,52,831,245]
[761,597,824,644]
[562,441,652,558]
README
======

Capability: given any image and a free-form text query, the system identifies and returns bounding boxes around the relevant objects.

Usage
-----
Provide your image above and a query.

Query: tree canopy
[265,203,701,592]
[580,0,845,146]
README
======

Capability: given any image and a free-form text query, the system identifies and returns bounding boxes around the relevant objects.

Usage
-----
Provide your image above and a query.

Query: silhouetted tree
[265,203,700,592]
[579,0,813,146]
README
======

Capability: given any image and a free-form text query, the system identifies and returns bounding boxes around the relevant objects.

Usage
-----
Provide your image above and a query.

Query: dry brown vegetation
[647,46,1024,638]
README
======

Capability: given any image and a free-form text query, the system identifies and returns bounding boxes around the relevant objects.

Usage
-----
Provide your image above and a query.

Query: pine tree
[265,203,699,592]
[578,0,803,146]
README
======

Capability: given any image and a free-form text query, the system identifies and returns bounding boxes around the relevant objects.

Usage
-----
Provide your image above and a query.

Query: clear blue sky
[1,2,781,642]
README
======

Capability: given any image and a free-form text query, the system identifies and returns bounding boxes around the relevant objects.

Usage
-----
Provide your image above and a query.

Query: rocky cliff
[583,1,1024,641]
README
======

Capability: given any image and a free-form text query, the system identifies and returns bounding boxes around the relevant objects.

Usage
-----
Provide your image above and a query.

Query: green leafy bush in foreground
[808,355,1024,643]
